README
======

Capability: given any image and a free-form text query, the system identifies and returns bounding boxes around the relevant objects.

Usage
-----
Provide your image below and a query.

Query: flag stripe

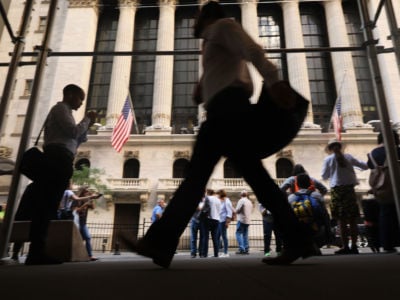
[111,95,134,152]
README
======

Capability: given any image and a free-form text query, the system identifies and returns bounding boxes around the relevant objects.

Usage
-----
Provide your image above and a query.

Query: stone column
[240,0,263,103]
[323,0,368,130]
[282,0,319,128]
[368,0,400,127]
[106,0,137,128]
[43,0,99,122]
[146,0,176,134]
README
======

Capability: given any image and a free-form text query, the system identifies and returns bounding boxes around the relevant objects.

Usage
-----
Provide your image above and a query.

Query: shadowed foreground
[0,248,399,300]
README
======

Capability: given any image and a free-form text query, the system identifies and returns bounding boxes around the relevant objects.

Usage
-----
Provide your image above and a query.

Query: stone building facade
[0,0,399,240]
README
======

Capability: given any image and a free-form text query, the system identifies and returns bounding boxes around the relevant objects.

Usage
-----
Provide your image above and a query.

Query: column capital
[159,0,177,6]
[118,0,138,8]
[68,0,98,8]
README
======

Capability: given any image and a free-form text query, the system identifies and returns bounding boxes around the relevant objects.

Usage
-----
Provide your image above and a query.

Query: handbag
[368,152,397,204]
[19,121,46,181]
[251,81,309,159]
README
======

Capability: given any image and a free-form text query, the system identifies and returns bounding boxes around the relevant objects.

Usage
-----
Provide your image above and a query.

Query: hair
[217,189,227,198]
[329,142,348,168]
[193,1,226,38]
[292,164,306,176]
[296,173,311,189]
[63,84,84,98]
[378,130,400,146]
[240,190,248,197]
[206,188,214,196]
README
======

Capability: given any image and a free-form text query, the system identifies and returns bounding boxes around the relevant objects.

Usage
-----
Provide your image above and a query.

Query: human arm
[279,176,295,193]
[321,157,331,181]
[347,154,369,171]
[312,177,328,196]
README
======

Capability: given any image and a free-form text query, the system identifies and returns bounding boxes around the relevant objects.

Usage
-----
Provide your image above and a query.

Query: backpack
[199,197,210,220]
[368,152,398,204]
[290,192,323,232]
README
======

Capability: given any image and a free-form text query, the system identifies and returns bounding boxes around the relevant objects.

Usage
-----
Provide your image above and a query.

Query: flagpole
[329,70,347,134]
[126,90,139,134]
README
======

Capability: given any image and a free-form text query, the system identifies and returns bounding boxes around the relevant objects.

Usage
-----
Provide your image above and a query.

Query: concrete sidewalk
[1,248,399,300]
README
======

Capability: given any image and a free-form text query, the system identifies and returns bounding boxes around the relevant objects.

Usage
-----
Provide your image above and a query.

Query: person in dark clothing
[367,130,400,253]
[25,84,96,265]
[120,1,316,268]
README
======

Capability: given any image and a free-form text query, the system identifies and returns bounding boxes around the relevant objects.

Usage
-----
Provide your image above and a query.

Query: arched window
[123,158,140,178]
[173,158,189,178]
[224,158,242,178]
[275,158,293,179]
[75,158,91,171]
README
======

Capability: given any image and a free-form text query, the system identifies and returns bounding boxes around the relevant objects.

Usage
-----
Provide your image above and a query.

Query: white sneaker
[219,253,230,258]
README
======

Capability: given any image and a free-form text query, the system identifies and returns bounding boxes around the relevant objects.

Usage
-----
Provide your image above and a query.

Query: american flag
[111,95,134,152]
[332,96,342,141]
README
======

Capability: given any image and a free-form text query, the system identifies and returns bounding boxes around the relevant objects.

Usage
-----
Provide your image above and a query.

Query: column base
[144,126,172,135]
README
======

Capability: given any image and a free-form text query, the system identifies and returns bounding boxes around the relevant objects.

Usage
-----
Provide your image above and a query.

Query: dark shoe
[350,247,359,254]
[25,254,63,265]
[235,250,246,255]
[334,247,351,255]
[120,235,174,269]
[190,254,196,258]
[89,257,99,261]
[262,243,319,265]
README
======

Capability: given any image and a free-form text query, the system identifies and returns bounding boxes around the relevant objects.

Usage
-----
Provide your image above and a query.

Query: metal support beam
[384,0,400,70]
[0,0,34,141]
[357,0,400,230]
[0,0,59,261]
[0,0,17,43]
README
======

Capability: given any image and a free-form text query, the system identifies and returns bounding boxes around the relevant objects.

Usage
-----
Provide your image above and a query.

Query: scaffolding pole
[0,0,58,261]
[357,0,400,228]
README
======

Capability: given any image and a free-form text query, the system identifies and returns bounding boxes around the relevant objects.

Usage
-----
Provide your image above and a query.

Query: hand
[267,81,297,109]
[86,111,97,126]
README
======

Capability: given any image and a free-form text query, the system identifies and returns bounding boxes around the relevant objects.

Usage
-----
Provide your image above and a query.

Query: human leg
[122,120,222,267]
[263,220,273,254]
[229,157,316,264]
[190,219,199,257]
[235,222,246,253]
[219,221,228,254]
[26,147,73,265]
[80,224,94,259]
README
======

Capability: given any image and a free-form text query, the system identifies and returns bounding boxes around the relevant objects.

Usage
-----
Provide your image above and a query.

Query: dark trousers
[263,220,283,253]
[379,203,400,250]
[28,145,73,256]
[141,88,310,255]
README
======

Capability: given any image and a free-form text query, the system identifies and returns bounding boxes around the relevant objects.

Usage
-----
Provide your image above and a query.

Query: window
[258,4,287,79]
[37,16,47,32]
[123,159,140,178]
[12,115,25,136]
[343,1,377,122]
[172,6,199,134]
[173,158,189,178]
[300,4,336,132]
[224,158,242,178]
[75,158,91,171]
[129,8,159,134]
[275,158,293,179]
[87,5,119,126]
[22,79,33,98]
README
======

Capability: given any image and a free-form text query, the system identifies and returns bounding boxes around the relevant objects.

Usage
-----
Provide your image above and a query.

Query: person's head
[326,138,342,154]
[377,130,399,146]
[217,189,227,199]
[292,164,306,176]
[63,84,85,111]
[157,198,166,208]
[206,188,215,196]
[78,186,90,197]
[193,1,226,38]
[296,173,311,189]
[240,190,248,198]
